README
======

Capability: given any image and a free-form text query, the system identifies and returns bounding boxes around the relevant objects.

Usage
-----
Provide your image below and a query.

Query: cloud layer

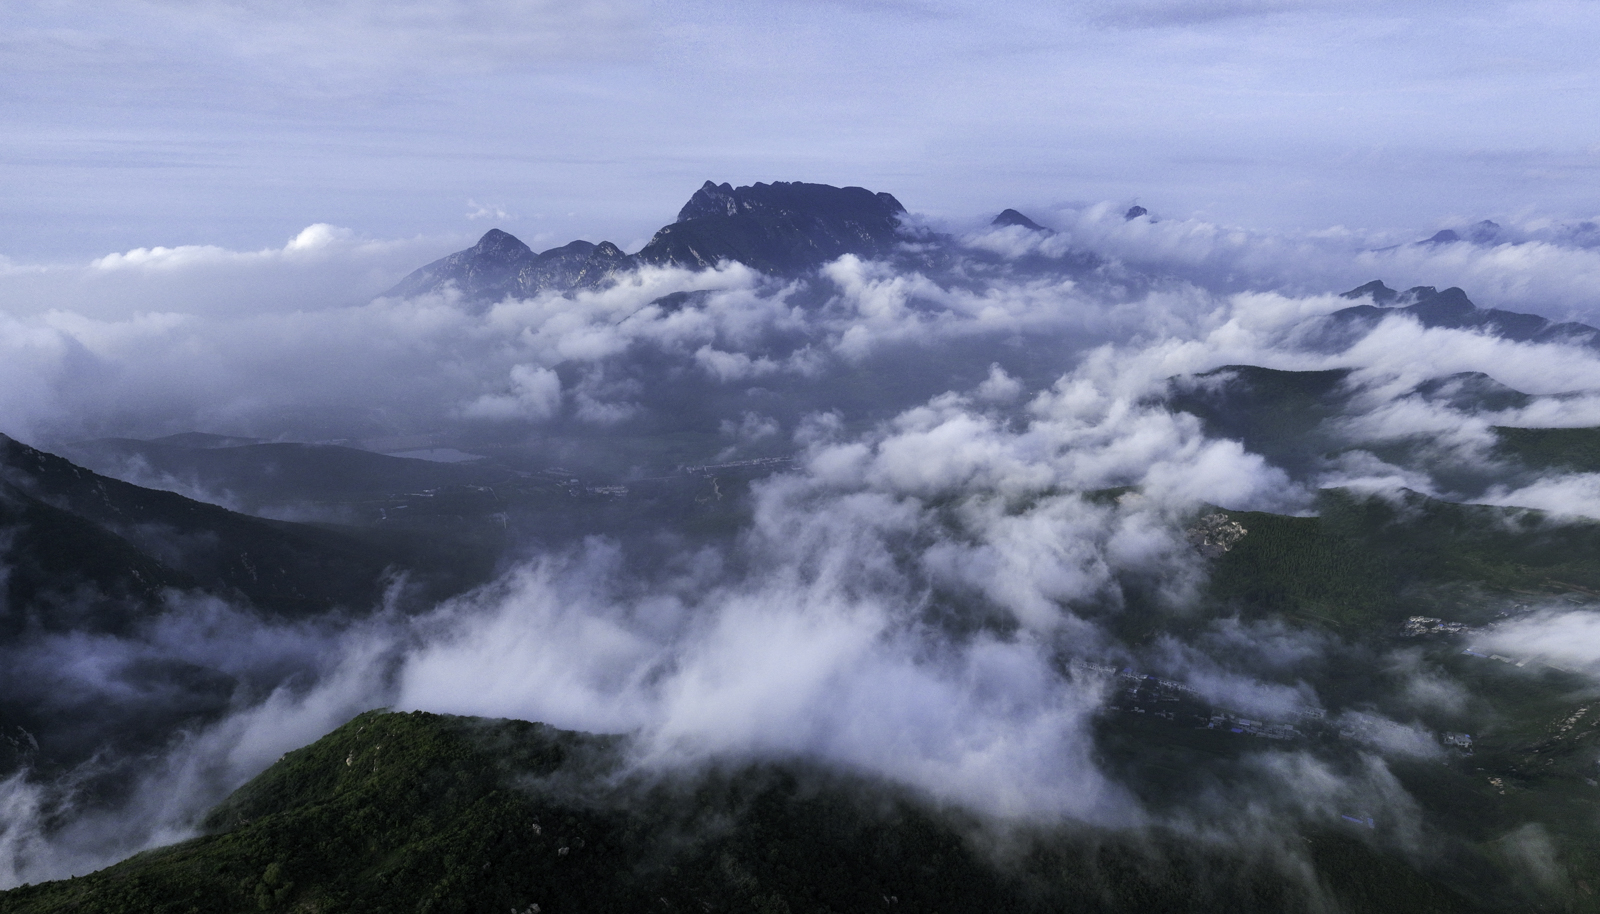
[4,209,1600,900]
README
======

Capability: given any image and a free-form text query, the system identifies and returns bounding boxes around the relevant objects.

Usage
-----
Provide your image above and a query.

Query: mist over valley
[0,176,1598,912]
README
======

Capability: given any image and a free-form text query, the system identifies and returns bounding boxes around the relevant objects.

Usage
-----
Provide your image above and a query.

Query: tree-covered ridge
[0,710,1477,914]
[1205,488,1600,631]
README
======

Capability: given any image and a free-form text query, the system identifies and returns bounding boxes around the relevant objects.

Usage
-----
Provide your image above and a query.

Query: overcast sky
[4,0,1600,260]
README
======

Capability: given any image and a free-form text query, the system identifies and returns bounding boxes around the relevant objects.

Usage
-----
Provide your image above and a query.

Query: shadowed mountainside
[0,434,492,631]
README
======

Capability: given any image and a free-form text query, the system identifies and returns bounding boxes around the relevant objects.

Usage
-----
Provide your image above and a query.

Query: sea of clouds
[3,204,1599,890]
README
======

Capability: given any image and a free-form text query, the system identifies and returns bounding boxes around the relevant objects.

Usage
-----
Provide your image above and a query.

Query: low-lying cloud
[4,205,1600,898]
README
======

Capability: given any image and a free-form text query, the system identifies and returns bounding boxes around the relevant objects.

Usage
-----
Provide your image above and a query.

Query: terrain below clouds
[3,181,1600,911]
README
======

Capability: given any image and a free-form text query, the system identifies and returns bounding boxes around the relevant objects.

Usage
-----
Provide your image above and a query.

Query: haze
[5,0,1600,260]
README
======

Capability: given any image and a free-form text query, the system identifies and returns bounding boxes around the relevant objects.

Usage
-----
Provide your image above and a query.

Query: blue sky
[4,0,1600,259]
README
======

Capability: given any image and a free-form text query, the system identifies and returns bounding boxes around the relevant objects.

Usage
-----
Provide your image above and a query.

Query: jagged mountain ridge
[386,180,910,302]
[1333,281,1599,346]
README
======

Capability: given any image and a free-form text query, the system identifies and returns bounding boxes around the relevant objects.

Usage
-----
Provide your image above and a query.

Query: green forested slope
[0,710,1477,914]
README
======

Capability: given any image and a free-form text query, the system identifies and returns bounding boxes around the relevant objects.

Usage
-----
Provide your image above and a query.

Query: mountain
[1165,365,1600,494]
[1166,365,1355,476]
[992,208,1048,231]
[635,180,907,272]
[0,434,502,776]
[0,434,505,622]
[1415,221,1504,246]
[61,436,513,516]
[0,709,1477,914]
[1332,282,1600,346]
[385,230,632,303]
[385,180,909,302]
[0,434,436,629]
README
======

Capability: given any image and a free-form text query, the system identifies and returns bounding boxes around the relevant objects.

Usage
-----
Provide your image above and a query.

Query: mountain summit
[385,229,630,303]
[636,181,907,273]
[385,180,909,303]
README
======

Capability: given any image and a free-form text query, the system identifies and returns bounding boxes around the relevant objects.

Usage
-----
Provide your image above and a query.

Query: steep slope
[0,435,505,775]
[0,434,438,621]
[0,435,496,630]
[0,710,1478,914]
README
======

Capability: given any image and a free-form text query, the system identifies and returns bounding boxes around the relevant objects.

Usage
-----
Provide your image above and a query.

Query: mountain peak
[992,209,1047,231]
[639,180,910,273]
[473,228,532,254]
[1340,280,1398,303]
[677,181,740,221]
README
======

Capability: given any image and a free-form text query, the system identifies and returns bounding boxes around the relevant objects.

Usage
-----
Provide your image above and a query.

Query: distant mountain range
[1332,281,1599,347]
[389,179,1599,360]
[387,181,909,302]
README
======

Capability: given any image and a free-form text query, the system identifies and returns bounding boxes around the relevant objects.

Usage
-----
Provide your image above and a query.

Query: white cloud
[1478,609,1600,675]
[461,364,563,421]
[465,200,513,222]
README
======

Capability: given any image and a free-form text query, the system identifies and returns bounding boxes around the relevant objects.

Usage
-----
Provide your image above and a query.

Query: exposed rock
[1186,513,1248,557]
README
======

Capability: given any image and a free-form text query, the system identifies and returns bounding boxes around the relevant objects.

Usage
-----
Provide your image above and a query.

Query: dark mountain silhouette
[0,434,501,775]
[1332,282,1599,346]
[636,180,907,272]
[386,181,909,302]
[64,436,509,511]
[0,434,489,636]
[992,208,1048,231]
[1125,205,1149,220]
